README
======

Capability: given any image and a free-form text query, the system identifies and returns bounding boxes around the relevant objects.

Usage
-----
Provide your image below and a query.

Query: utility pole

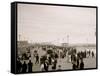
[67,35,69,44]
[19,34,21,41]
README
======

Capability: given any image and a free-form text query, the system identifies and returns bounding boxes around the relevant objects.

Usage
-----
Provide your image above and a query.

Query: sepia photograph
[16,2,97,73]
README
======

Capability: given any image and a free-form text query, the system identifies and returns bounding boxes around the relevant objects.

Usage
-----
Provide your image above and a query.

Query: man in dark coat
[48,56,52,65]
[17,59,22,73]
[72,63,77,70]
[76,57,79,69]
[22,61,27,73]
[92,51,94,58]
[28,60,33,72]
[35,54,39,64]
[80,59,84,70]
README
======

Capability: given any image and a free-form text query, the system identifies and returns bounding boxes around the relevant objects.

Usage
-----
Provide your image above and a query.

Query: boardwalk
[31,56,96,72]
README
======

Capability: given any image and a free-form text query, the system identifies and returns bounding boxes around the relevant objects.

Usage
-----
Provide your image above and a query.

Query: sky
[17,3,96,45]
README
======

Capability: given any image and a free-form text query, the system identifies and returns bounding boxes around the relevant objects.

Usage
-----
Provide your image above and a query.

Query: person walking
[22,61,27,73]
[92,51,94,58]
[52,58,57,70]
[80,59,84,70]
[72,62,77,70]
[35,54,39,64]
[17,59,22,73]
[44,60,49,71]
[28,60,33,72]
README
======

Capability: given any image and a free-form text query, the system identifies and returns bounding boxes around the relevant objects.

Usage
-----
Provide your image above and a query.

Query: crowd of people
[70,48,95,70]
[17,59,33,73]
[17,45,95,73]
